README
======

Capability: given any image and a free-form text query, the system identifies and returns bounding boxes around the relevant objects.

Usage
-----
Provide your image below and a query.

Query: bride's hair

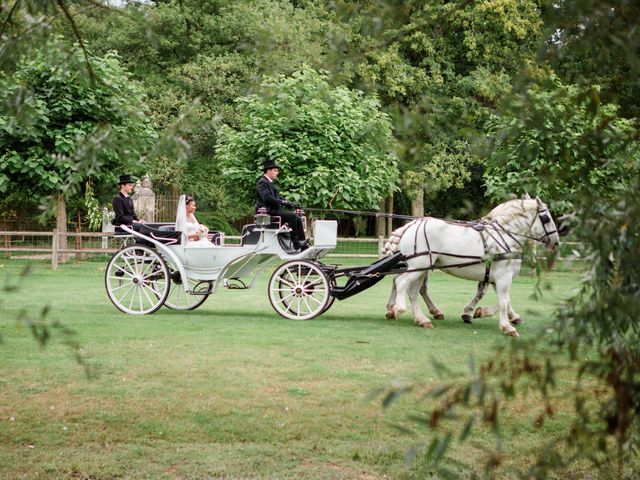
[185,195,194,204]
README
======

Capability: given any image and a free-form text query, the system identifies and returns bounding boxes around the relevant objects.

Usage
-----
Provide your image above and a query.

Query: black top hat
[262,159,280,172]
[118,174,136,185]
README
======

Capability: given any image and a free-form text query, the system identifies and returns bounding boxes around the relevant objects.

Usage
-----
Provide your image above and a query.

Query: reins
[304,207,418,221]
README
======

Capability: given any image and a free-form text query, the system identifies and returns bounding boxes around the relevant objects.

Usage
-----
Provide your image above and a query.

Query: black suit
[112,192,138,226]
[255,175,305,245]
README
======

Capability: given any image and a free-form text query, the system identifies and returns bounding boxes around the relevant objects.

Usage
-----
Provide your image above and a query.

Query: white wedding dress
[175,195,215,247]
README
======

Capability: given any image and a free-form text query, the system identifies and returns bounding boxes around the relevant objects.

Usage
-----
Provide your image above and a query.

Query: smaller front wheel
[268,260,331,320]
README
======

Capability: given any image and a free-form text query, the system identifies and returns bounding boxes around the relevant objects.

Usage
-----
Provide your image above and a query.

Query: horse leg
[386,277,398,319]
[462,282,489,324]
[472,284,523,325]
[390,271,423,322]
[495,277,518,336]
[409,273,432,328]
[419,272,445,320]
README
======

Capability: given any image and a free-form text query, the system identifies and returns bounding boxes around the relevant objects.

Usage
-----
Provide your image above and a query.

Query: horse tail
[381,220,418,256]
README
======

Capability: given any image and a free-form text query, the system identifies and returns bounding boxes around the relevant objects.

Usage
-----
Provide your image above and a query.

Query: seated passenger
[112,174,145,231]
[175,195,215,247]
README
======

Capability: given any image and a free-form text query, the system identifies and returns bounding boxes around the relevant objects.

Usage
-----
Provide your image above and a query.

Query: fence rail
[0,230,385,269]
[0,230,583,271]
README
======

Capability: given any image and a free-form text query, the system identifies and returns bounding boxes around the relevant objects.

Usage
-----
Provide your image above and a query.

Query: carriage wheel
[105,245,170,315]
[164,274,212,311]
[268,260,331,320]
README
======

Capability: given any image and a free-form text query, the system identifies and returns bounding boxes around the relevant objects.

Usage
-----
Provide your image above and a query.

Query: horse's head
[532,197,560,249]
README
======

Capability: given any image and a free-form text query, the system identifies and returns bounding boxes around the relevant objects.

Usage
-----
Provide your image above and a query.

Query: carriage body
[105,216,338,317]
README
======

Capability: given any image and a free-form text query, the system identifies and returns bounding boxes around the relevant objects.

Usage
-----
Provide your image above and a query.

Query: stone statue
[132,175,156,222]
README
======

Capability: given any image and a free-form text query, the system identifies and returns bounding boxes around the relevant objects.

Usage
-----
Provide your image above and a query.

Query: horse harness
[368,207,554,284]
[389,218,518,284]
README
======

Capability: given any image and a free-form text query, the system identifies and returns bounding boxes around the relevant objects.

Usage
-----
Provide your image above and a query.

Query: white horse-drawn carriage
[105,194,560,336]
[105,195,341,319]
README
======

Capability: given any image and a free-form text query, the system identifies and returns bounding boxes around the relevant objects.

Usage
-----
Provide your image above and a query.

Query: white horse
[384,196,560,336]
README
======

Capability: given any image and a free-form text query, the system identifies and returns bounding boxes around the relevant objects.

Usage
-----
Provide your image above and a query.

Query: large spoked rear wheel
[268,260,331,320]
[164,273,212,310]
[105,245,170,315]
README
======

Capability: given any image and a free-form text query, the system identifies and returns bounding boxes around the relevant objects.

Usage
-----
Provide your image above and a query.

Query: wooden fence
[0,230,386,270]
[1,230,583,271]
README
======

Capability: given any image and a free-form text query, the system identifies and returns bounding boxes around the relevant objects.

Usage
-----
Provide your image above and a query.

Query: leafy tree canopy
[216,67,398,210]
[0,39,156,201]
[326,0,544,212]
[484,74,638,213]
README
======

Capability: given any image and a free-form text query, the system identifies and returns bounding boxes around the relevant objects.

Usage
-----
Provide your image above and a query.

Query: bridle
[522,206,557,245]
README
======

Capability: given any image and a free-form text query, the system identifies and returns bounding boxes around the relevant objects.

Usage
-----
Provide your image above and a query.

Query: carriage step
[188,289,213,296]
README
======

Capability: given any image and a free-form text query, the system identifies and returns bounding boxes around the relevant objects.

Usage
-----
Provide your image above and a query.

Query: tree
[216,67,398,211]
[374,1,640,477]
[72,0,335,218]
[484,74,636,213]
[0,39,155,246]
[325,0,544,217]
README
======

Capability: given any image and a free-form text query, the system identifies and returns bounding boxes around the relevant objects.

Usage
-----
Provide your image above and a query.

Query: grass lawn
[0,258,627,479]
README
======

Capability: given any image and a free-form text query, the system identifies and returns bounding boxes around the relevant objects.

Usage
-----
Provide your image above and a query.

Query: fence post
[378,235,385,258]
[51,229,59,270]
[4,234,9,259]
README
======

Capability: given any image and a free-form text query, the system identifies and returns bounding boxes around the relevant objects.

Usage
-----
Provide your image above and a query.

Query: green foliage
[544,0,640,119]
[484,75,637,213]
[73,0,334,217]
[377,2,640,477]
[0,39,156,202]
[83,181,102,231]
[216,67,398,210]
[326,0,544,205]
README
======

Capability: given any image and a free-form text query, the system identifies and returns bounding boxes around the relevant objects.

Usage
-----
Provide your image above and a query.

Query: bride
[175,195,215,247]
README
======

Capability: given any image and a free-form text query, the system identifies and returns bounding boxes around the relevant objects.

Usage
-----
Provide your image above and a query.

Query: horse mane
[482,199,535,224]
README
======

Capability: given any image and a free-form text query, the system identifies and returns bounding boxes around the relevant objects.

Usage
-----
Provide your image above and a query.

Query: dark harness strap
[478,229,491,285]
[394,219,525,281]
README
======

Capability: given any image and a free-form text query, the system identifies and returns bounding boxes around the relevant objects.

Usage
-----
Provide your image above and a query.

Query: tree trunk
[386,193,394,237]
[376,197,386,238]
[55,193,68,262]
[411,188,424,218]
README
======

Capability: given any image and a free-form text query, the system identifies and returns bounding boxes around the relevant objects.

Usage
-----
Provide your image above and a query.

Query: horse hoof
[510,317,524,325]
[385,310,395,319]
[506,330,519,337]
[461,314,473,324]
[433,313,445,321]
[417,321,433,329]
[473,307,483,318]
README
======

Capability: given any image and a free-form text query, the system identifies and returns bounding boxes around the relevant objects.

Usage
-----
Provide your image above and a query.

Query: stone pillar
[102,207,114,250]
[132,175,156,222]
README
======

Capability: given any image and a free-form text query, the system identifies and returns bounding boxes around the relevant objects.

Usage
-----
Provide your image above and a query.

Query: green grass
[0,258,628,479]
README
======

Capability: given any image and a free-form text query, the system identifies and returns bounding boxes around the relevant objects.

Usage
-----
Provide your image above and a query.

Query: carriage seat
[114,224,182,245]
[241,221,284,245]
[240,225,262,246]
[240,224,295,252]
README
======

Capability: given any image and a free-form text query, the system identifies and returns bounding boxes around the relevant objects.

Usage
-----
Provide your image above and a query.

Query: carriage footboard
[330,252,406,300]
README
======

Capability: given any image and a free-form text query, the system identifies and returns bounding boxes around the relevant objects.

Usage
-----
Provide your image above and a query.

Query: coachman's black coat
[255,175,306,246]
[112,192,138,226]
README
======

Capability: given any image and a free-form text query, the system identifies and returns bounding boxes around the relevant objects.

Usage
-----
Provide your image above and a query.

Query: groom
[256,159,308,251]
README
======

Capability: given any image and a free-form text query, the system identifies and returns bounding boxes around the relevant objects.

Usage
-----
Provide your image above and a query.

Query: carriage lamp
[255,208,271,227]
